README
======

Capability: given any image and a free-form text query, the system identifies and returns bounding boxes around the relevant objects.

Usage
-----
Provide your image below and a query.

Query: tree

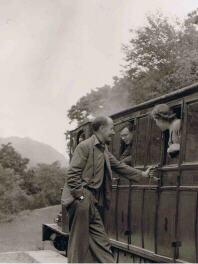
[0,164,30,219]
[31,161,67,205]
[67,85,112,124]
[122,11,198,103]
[0,143,68,221]
[67,9,198,124]
[0,143,29,175]
[67,78,135,124]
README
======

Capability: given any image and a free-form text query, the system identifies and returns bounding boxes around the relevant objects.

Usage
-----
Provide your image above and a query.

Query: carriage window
[185,102,198,162]
[147,117,162,165]
[135,116,149,166]
[164,106,181,165]
[119,120,134,166]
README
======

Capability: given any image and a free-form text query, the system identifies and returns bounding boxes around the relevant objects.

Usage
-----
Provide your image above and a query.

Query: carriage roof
[69,82,198,133]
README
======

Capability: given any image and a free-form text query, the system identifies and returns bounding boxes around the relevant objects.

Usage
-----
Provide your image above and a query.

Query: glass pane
[185,102,198,162]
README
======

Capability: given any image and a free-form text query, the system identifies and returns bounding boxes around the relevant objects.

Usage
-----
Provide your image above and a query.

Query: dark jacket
[61,135,144,208]
[120,143,133,166]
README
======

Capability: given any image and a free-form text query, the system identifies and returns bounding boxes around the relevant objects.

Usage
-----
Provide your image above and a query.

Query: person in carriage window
[151,104,181,158]
[119,122,134,165]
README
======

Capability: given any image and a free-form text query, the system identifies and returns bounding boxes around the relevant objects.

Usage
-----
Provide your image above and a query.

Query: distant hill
[0,137,68,168]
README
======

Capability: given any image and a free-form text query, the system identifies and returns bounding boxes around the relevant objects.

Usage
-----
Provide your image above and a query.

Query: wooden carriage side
[43,82,198,263]
[106,82,198,262]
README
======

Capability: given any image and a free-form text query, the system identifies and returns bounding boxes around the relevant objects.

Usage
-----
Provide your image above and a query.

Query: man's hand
[142,166,159,181]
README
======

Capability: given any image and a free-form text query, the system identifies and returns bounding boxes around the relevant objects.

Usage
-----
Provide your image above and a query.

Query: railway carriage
[43,82,198,263]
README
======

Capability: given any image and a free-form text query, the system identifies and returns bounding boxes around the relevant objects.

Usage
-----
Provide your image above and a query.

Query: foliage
[68,85,112,124]
[67,77,135,126]
[0,143,67,221]
[67,9,198,125]
[29,162,66,205]
[123,11,198,103]
[0,164,30,220]
[0,143,29,175]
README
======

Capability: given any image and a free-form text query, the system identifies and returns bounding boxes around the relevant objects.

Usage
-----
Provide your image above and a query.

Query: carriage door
[143,114,162,253]
[156,102,183,261]
[177,97,198,263]
[129,115,150,248]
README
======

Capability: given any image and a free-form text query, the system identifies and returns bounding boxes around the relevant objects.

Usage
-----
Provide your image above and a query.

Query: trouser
[67,189,115,263]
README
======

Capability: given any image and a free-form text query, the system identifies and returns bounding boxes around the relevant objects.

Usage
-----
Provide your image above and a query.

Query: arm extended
[108,151,149,182]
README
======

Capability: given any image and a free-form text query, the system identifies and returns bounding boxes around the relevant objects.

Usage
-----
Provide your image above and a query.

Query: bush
[0,160,67,222]
[0,165,30,217]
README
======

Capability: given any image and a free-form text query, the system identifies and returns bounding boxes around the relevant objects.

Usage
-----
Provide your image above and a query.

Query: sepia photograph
[0,0,198,262]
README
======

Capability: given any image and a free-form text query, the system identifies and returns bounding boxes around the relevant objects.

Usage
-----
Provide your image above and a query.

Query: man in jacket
[61,116,156,263]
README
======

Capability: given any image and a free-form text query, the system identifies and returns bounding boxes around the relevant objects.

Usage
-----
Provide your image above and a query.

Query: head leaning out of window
[151,104,181,157]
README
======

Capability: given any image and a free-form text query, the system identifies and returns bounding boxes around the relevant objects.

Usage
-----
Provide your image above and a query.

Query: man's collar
[93,134,105,147]
[93,134,100,146]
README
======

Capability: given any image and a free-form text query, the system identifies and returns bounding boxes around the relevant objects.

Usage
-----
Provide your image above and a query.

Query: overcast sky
[0,0,197,156]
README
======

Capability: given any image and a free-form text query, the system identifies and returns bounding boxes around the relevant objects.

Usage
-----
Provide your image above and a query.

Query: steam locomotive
[43,82,198,263]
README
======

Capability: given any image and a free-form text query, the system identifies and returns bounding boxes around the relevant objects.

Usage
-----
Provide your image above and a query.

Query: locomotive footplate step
[0,250,67,263]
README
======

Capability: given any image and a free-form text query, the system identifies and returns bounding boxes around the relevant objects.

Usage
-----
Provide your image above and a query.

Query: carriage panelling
[157,191,176,257]
[162,170,178,186]
[181,170,198,186]
[130,190,143,247]
[143,190,156,252]
[104,189,117,240]
[117,187,129,243]
[177,191,197,262]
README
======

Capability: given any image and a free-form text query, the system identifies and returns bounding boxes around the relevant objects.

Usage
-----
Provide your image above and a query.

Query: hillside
[0,137,68,167]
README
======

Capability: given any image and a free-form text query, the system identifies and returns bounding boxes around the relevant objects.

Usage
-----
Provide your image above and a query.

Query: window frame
[182,96,198,165]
